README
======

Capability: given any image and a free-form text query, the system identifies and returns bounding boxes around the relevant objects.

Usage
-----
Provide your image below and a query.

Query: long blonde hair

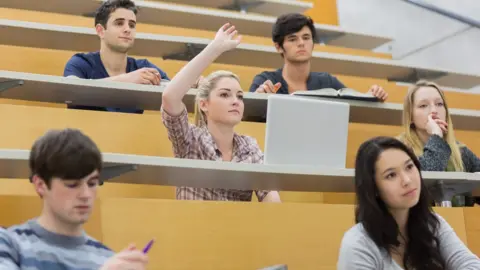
[399,80,464,171]
[194,70,240,127]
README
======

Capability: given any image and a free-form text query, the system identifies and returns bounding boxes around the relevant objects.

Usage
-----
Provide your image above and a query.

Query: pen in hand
[142,239,155,254]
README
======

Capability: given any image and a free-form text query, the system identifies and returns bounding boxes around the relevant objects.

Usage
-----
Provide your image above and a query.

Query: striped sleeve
[0,228,20,270]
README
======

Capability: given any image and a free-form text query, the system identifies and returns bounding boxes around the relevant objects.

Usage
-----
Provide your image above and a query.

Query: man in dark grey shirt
[249,13,388,101]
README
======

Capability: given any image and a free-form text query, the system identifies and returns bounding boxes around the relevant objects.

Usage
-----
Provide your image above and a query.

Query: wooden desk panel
[99,199,471,269]
[434,207,469,244]
[100,198,356,269]
[464,207,480,257]
[0,195,473,269]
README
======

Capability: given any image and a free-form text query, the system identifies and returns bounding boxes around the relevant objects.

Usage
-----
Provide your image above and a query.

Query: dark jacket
[417,134,480,172]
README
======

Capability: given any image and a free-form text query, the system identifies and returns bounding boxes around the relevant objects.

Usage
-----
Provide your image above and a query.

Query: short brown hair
[272,13,317,48]
[94,0,137,28]
[29,129,102,187]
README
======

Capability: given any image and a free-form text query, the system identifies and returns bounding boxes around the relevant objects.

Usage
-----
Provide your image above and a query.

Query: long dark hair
[354,136,444,270]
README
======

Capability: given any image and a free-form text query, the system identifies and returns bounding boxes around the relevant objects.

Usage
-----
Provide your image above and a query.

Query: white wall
[421,0,480,21]
[336,0,480,92]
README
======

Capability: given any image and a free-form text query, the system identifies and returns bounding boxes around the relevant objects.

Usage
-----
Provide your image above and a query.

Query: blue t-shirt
[249,68,345,94]
[64,52,169,114]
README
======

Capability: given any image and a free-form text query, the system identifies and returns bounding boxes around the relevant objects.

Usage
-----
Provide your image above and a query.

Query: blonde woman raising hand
[161,24,281,202]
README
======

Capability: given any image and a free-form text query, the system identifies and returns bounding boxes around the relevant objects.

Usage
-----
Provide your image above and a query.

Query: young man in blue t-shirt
[249,13,388,101]
[64,0,169,113]
[0,129,149,270]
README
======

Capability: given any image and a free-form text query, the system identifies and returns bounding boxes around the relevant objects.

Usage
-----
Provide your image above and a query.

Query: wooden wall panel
[464,207,480,256]
[304,0,339,26]
[434,207,469,245]
[101,198,356,269]
[99,199,469,269]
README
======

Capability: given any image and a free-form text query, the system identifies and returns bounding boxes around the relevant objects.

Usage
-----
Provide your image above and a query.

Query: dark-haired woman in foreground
[337,137,480,269]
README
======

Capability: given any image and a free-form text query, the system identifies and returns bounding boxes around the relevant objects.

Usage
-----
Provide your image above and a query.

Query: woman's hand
[210,23,242,54]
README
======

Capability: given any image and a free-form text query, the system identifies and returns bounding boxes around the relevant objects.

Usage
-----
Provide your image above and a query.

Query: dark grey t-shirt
[249,68,346,94]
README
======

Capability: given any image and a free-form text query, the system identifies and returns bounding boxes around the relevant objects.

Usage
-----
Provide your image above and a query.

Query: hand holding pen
[100,240,154,270]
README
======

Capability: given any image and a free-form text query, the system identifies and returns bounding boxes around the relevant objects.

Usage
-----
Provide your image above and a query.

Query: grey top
[337,214,480,270]
[418,134,480,172]
[0,219,114,269]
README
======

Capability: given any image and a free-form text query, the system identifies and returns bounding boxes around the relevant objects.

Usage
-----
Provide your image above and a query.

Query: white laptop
[263,94,350,168]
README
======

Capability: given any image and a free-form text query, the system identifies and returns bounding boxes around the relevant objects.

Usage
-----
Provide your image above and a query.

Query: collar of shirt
[275,68,314,94]
[199,127,254,158]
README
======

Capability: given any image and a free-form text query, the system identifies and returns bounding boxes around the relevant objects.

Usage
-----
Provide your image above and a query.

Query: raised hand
[211,23,242,53]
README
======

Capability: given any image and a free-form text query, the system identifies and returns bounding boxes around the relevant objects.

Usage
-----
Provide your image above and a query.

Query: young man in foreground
[0,128,148,270]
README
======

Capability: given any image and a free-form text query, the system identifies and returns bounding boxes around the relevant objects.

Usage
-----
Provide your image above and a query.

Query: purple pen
[142,239,155,254]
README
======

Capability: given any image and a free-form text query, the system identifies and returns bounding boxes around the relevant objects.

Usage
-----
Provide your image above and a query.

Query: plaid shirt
[161,106,271,201]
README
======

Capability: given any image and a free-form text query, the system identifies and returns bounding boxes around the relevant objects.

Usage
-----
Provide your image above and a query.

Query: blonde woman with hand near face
[161,23,281,203]
[397,81,480,205]
[398,80,480,174]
